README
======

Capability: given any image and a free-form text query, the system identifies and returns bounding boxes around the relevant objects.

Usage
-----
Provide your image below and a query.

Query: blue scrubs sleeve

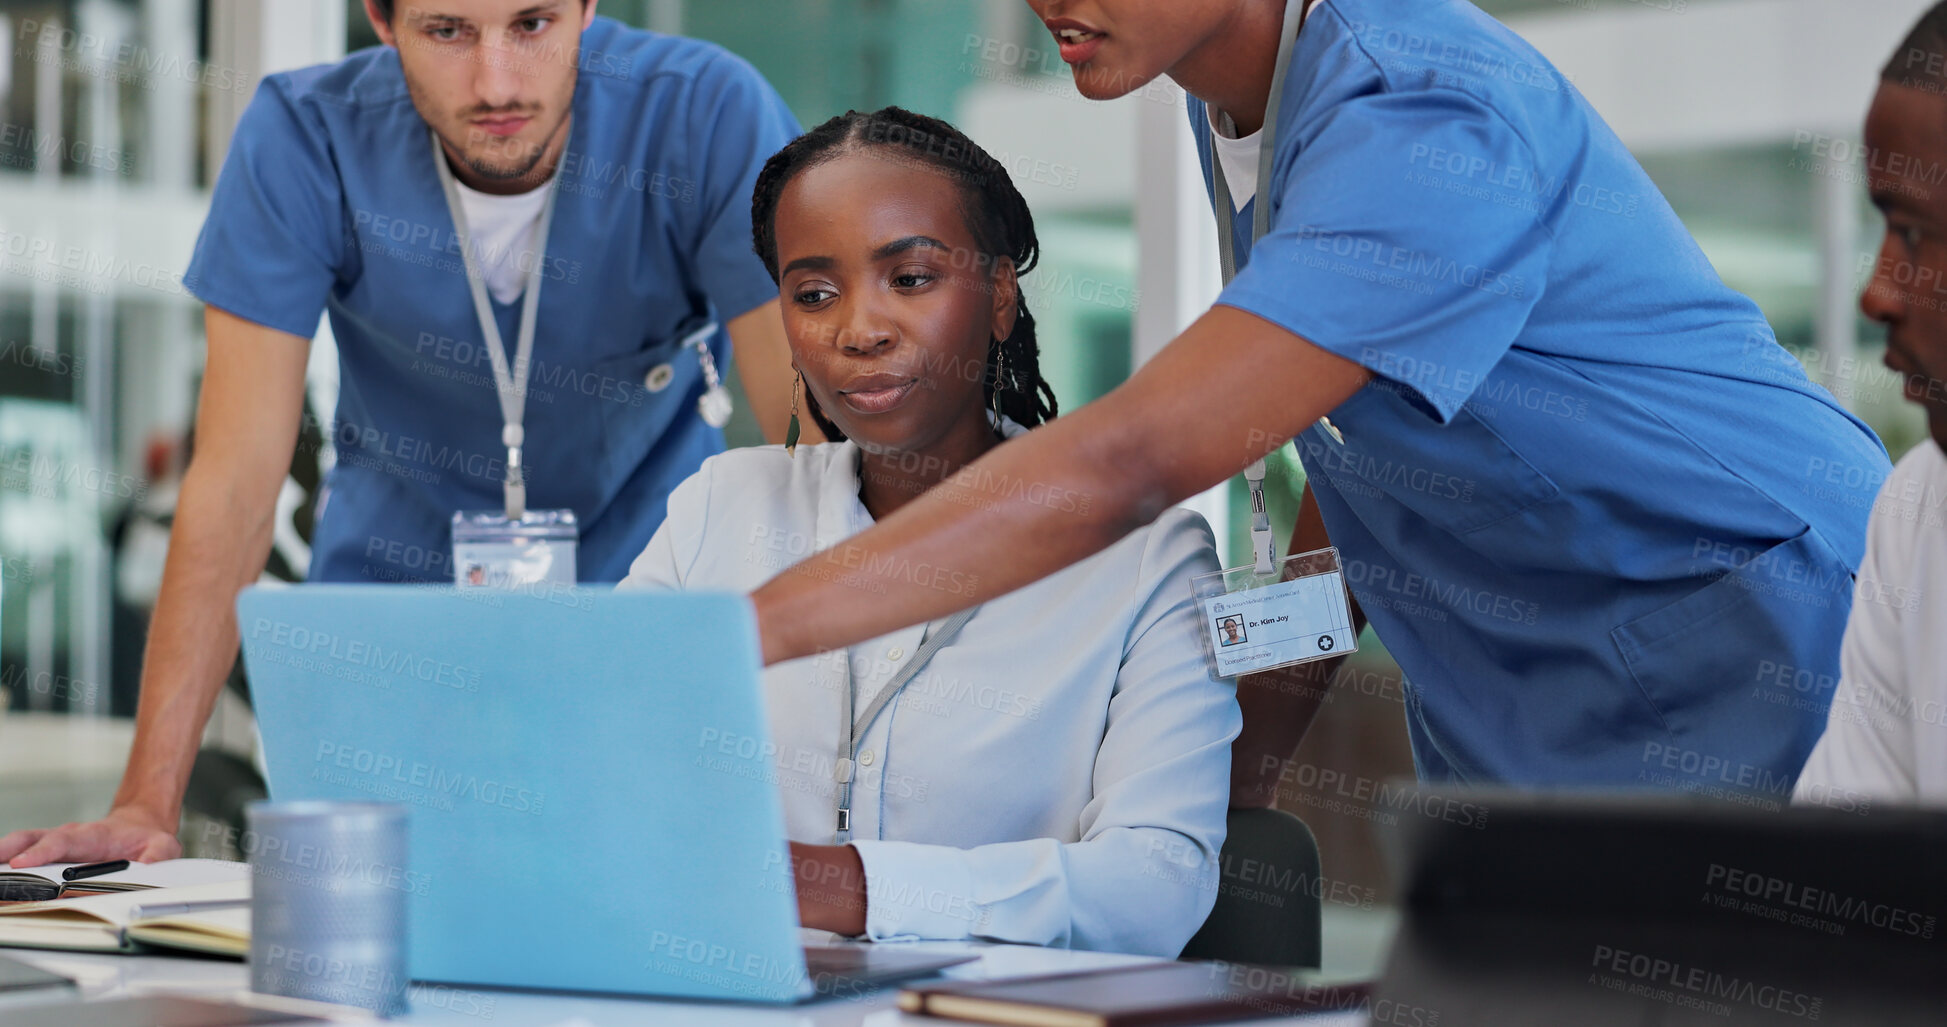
[1222,89,1554,423]
[681,54,801,322]
[183,76,344,339]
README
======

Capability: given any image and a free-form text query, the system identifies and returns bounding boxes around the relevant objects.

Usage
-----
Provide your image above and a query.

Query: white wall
[1511,0,1937,152]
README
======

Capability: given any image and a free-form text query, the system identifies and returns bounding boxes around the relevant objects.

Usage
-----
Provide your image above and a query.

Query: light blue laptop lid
[240,585,809,1002]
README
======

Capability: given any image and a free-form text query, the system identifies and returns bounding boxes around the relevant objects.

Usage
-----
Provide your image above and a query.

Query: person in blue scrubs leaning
[0,0,809,867]
[741,0,1891,802]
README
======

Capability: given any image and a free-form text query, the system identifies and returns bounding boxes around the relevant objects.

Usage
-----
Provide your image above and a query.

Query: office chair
[1179,807,1324,967]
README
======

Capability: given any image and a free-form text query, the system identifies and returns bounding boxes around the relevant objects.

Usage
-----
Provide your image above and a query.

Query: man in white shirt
[1793,3,1947,805]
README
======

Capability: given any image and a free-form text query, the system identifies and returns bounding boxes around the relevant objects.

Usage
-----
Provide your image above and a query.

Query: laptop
[240,585,973,1004]
[1372,786,1947,1025]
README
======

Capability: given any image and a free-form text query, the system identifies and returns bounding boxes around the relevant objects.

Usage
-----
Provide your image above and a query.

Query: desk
[2,938,1367,1026]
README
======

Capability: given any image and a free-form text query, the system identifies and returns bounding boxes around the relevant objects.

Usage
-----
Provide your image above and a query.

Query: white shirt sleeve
[616,459,715,592]
[1793,492,1918,803]
[849,510,1240,956]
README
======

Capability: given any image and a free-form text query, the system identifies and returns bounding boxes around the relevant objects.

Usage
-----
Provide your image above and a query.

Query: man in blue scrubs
[0,0,805,866]
[737,0,1890,803]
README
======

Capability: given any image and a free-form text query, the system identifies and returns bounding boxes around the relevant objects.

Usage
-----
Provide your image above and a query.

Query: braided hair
[751,107,1059,441]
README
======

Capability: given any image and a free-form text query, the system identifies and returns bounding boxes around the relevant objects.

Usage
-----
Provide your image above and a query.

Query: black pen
[61,859,130,882]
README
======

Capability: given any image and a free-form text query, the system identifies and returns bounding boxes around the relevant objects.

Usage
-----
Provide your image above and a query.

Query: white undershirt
[1210,0,1325,213]
[1209,109,1263,214]
[452,177,552,305]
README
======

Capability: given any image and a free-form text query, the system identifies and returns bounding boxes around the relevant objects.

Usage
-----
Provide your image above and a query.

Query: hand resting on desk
[0,808,180,869]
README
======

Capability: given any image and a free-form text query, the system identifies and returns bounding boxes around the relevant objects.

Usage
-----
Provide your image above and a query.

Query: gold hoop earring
[786,371,803,457]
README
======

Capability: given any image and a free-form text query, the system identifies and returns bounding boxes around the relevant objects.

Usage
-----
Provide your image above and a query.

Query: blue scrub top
[185,18,799,583]
[1194,0,1891,790]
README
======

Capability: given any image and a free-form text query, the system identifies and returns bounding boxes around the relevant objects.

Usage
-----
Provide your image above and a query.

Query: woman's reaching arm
[753,305,1369,665]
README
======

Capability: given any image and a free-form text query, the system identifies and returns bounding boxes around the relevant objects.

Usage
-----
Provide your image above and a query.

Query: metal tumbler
[246,801,410,1017]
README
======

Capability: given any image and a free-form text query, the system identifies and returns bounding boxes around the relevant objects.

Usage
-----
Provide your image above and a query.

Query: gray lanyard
[431,130,562,521]
[1208,0,1339,573]
[833,607,978,843]
[1212,0,1307,285]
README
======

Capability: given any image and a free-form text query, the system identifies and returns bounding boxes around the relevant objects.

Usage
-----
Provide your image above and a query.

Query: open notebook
[0,859,247,902]
[0,879,250,957]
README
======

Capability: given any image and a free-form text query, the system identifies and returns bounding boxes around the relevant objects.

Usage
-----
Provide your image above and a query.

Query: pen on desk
[61,859,130,881]
[128,898,250,920]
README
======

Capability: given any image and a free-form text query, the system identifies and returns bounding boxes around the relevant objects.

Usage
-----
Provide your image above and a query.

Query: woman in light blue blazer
[621,108,1239,957]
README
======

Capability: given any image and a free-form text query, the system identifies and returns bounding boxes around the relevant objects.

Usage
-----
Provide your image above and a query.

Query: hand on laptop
[789,842,867,937]
[0,807,181,868]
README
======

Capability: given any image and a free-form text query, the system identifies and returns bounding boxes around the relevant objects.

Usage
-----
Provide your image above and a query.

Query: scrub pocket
[1308,385,1560,537]
[1610,525,1851,790]
[591,328,696,485]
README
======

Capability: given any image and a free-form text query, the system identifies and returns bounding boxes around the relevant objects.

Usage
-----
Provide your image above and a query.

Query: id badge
[1193,546,1357,678]
[451,509,578,588]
